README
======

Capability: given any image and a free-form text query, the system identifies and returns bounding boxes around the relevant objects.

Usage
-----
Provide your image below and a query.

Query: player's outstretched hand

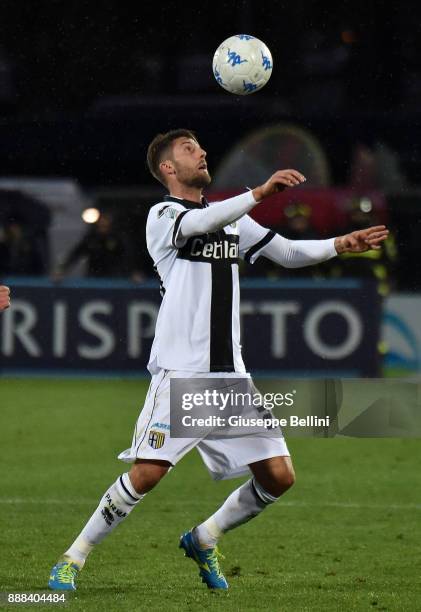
[253,169,306,201]
[334,226,389,253]
[0,285,11,311]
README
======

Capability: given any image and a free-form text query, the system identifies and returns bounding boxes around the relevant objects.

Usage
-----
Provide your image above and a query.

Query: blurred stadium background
[1,2,421,610]
[0,1,420,378]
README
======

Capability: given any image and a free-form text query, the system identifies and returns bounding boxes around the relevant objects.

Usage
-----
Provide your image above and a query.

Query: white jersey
[146,193,274,374]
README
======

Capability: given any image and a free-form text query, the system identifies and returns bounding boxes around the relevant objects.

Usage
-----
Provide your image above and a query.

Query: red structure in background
[208,188,388,236]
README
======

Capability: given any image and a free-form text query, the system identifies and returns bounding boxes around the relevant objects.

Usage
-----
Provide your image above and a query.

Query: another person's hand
[334,226,389,253]
[0,285,10,310]
[253,169,306,201]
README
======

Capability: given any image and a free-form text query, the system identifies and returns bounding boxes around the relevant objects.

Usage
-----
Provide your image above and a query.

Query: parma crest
[148,430,166,449]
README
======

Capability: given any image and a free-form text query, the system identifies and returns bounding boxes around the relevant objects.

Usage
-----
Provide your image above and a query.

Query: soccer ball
[212,34,273,95]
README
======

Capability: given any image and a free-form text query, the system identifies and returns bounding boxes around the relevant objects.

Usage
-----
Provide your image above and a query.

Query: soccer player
[0,285,10,310]
[48,129,388,591]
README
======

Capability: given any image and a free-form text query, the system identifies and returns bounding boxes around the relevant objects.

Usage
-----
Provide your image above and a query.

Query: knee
[281,465,296,491]
[268,464,296,498]
[129,459,171,495]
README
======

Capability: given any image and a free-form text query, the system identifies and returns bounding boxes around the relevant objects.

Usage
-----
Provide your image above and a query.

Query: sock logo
[101,506,115,526]
[101,493,128,525]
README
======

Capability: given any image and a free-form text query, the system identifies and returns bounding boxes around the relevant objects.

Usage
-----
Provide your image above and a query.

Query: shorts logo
[148,430,166,449]
[151,422,171,431]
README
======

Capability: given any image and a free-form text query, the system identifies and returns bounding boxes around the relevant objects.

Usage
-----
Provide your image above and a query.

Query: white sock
[63,473,144,566]
[194,478,278,549]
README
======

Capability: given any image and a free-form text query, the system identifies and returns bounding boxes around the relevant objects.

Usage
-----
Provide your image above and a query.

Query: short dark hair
[146,129,197,186]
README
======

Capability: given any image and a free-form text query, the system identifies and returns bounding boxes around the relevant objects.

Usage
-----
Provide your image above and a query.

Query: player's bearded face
[174,160,212,188]
[170,138,211,188]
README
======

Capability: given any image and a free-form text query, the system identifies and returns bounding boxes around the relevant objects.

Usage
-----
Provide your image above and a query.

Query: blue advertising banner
[0,278,381,376]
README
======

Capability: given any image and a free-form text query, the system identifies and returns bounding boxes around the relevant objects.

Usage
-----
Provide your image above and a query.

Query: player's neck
[169,186,203,204]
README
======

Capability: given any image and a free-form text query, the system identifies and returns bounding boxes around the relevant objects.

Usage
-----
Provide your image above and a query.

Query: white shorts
[118,369,290,481]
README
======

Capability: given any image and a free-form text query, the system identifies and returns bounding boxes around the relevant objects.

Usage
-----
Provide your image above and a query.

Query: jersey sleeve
[146,202,190,259]
[238,214,276,263]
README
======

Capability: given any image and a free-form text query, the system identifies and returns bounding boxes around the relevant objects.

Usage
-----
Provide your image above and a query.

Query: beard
[186,172,212,189]
[176,165,212,189]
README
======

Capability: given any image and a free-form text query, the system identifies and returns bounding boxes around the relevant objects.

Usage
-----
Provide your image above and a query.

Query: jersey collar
[164,195,208,209]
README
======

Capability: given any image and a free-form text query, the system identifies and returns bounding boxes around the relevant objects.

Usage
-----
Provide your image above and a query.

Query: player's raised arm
[334,226,389,253]
[251,169,307,201]
[0,285,11,310]
[256,226,389,268]
[178,169,306,242]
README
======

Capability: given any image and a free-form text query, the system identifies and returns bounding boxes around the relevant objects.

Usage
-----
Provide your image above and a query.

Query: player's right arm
[251,169,306,201]
[177,169,305,245]
[0,285,10,310]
